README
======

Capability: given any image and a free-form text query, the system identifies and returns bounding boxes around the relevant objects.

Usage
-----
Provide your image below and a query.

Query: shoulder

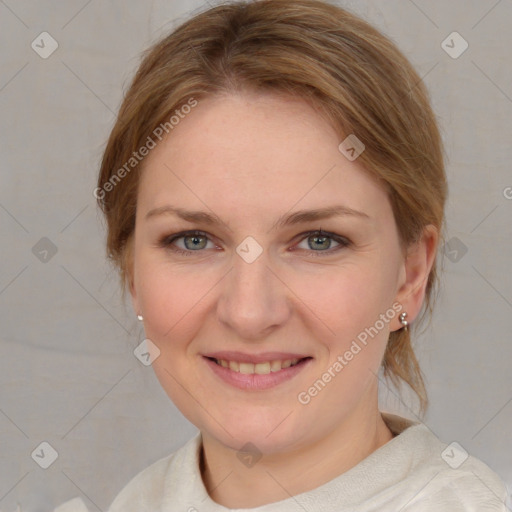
[107,432,201,512]
[53,497,90,512]
[401,463,509,511]
[384,415,509,511]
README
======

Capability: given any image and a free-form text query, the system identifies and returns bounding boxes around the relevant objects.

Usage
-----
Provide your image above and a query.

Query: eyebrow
[144,204,370,229]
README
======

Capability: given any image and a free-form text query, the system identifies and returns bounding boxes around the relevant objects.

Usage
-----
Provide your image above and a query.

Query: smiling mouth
[206,357,312,375]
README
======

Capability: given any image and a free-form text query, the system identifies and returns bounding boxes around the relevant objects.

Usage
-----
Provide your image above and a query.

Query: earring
[137,314,144,321]
[399,312,408,331]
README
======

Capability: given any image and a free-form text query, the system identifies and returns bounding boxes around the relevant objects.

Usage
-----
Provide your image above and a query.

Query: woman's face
[130,91,415,453]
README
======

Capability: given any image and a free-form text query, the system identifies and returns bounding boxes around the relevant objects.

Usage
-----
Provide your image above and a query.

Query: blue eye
[159,230,214,256]
[159,229,350,257]
[295,229,349,255]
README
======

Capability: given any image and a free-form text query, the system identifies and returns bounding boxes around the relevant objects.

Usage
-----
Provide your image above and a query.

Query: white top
[55,413,509,511]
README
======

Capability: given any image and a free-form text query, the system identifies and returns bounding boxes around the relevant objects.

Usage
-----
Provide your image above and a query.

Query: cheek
[135,258,206,341]
[295,262,394,333]
[134,260,208,421]
[297,262,397,382]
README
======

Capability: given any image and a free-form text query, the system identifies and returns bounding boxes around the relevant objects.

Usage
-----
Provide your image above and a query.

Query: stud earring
[137,314,144,321]
[399,312,408,331]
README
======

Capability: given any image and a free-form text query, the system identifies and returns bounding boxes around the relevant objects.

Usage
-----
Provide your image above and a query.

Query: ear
[129,271,139,317]
[394,224,439,330]
[124,237,140,316]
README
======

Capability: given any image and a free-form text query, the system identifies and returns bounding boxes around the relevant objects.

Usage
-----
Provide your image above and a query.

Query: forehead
[137,91,390,225]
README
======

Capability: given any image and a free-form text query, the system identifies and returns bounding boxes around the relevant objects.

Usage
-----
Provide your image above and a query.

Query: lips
[203,354,313,390]
[203,351,311,374]
[210,358,305,375]
[202,351,310,364]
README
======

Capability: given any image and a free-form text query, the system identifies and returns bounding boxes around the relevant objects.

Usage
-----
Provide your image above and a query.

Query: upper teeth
[216,358,301,374]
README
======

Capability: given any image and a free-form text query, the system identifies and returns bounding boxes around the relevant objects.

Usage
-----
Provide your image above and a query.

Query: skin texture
[128,90,438,508]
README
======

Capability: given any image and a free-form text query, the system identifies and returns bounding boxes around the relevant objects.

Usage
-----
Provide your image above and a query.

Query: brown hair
[97,0,447,416]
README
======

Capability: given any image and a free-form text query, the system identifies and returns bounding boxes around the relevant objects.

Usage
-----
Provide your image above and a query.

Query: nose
[216,249,291,341]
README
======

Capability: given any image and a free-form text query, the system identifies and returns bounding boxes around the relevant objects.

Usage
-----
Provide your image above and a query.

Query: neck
[200,399,394,508]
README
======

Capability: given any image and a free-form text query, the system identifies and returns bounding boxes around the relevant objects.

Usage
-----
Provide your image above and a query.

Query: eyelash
[158,229,351,257]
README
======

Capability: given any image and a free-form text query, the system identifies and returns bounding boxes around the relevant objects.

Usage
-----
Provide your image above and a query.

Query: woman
[58,0,508,510]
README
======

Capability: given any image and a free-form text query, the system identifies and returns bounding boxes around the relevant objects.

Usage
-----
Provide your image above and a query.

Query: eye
[158,229,350,257]
[158,230,216,256]
[294,229,350,256]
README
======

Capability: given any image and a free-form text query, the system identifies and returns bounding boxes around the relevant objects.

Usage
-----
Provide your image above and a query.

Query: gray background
[1,1,511,510]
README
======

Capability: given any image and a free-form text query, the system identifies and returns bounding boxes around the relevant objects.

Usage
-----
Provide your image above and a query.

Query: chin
[202,410,309,454]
